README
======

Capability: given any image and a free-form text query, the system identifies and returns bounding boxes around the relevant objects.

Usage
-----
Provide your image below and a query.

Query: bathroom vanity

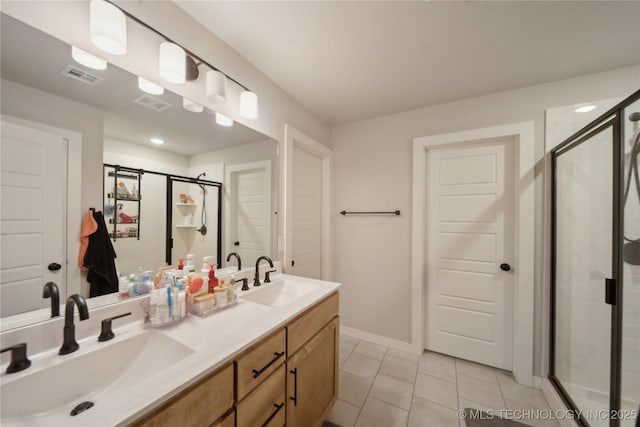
[132,292,339,427]
[0,274,340,427]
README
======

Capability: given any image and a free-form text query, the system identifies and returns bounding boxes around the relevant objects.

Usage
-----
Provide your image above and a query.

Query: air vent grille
[133,94,171,112]
[60,65,103,85]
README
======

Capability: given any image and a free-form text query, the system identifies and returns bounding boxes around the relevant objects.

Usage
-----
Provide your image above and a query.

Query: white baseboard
[340,325,419,355]
[533,376,544,389]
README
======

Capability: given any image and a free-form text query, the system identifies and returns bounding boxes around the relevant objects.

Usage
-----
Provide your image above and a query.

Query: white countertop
[0,274,340,426]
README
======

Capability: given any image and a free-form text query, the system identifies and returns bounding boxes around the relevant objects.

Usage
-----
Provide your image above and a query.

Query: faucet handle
[264,270,277,283]
[235,277,249,291]
[98,312,132,342]
[1,343,31,374]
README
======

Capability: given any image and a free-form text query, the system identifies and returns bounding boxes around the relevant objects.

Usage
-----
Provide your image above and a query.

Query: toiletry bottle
[157,289,169,323]
[167,286,173,321]
[128,274,136,296]
[208,264,219,293]
[227,279,236,304]
[185,254,196,273]
[149,290,159,324]
[201,256,216,274]
[118,272,129,299]
[178,258,184,270]
[177,284,186,318]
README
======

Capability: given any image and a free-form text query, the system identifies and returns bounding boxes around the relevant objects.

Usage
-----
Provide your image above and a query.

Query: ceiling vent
[60,65,104,85]
[133,94,171,112]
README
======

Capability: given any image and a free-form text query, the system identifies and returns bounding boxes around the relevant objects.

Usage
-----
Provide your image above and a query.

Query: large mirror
[0,14,278,330]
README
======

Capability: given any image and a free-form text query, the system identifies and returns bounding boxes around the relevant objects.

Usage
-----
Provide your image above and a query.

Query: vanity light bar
[92,0,258,119]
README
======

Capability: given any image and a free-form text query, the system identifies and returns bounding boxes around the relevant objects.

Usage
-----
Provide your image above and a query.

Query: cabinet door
[286,317,339,427]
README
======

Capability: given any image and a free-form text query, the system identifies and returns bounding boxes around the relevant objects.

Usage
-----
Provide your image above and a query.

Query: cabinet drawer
[287,292,339,356]
[236,364,286,427]
[131,363,234,427]
[236,328,286,400]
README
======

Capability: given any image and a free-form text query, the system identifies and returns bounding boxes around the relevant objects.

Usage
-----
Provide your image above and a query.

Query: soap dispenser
[208,264,219,293]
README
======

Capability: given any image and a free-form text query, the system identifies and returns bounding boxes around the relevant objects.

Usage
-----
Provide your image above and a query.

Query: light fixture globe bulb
[239,91,259,119]
[90,0,127,55]
[206,70,227,104]
[159,42,186,84]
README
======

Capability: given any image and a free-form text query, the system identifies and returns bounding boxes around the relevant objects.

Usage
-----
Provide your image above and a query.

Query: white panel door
[291,146,322,279]
[229,165,270,267]
[0,120,67,317]
[425,141,514,369]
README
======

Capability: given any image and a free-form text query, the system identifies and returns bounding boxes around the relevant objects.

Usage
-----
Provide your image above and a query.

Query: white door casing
[413,122,535,386]
[425,140,515,370]
[0,120,67,317]
[283,125,332,280]
[225,161,272,267]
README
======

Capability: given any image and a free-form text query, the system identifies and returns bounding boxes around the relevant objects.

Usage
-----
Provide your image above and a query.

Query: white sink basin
[240,278,319,307]
[1,330,193,421]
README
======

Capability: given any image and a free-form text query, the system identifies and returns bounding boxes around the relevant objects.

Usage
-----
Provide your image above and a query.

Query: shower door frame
[165,175,223,268]
[549,89,640,427]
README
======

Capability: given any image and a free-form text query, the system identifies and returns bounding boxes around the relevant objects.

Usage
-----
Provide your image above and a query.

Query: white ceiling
[176,1,640,125]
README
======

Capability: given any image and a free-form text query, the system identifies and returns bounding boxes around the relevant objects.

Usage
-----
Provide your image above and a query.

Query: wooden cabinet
[132,291,339,427]
[286,317,339,427]
[212,410,235,427]
[287,293,339,356]
[236,328,286,401]
[130,363,234,427]
[236,364,286,427]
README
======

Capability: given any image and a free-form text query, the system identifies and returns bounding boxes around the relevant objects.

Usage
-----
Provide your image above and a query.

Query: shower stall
[550,90,640,427]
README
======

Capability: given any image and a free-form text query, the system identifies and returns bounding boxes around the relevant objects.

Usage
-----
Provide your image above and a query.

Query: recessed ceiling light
[575,105,596,113]
[149,138,166,145]
[71,46,107,70]
[215,112,233,127]
[138,77,164,95]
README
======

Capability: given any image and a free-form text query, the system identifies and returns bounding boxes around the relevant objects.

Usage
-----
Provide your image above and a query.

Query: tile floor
[327,333,560,427]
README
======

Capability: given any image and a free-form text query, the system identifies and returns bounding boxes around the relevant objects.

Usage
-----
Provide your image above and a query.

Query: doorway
[425,139,515,370]
[283,125,332,280]
[412,122,535,385]
[225,161,272,267]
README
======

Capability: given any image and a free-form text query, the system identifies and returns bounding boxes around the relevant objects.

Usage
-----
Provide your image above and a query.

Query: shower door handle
[605,278,616,305]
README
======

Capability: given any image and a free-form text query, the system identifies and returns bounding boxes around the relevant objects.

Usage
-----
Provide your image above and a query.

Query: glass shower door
[553,123,614,427]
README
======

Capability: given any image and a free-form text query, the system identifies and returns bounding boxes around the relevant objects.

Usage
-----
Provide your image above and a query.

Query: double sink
[0,275,322,425]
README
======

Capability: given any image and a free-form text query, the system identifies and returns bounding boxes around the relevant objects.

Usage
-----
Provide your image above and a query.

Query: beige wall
[331,65,640,376]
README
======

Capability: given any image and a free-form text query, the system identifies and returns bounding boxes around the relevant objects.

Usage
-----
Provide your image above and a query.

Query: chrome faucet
[253,256,274,287]
[42,282,60,318]
[226,252,242,271]
[59,294,90,355]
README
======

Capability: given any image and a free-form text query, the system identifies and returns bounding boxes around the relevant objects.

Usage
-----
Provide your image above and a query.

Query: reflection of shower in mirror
[196,172,208,236]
